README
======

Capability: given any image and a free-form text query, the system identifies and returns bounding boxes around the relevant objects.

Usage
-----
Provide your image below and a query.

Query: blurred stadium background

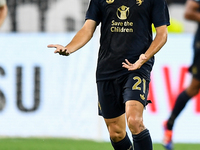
[0,0,200,149]
[0,0,196,33]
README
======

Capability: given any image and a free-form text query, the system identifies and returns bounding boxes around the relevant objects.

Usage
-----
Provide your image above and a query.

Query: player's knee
[187,87,199,97]
[193,88,199,96]
[109,130,125,142]
[193,89,199,96]
[108,125,126,142]
[127,116,144,134]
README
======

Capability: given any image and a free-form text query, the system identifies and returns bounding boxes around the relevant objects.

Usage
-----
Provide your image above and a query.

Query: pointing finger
[47,44,58,48]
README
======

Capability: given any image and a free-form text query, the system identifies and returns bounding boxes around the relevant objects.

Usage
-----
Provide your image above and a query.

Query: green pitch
[0,138,199,150]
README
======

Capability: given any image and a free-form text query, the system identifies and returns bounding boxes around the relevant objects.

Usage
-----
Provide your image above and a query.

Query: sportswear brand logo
[116,5,130,20]
[136,0,144,6]
[106,0,114,4]
[140,94,145,100]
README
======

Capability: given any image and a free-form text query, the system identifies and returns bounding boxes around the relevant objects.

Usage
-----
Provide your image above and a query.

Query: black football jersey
[86,0,170,81]
[193,0,200,51]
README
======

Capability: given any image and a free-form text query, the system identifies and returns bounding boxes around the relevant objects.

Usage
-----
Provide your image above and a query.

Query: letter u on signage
[16,66,41,112]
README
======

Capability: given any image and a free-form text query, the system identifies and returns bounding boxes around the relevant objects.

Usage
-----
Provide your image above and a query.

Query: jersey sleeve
[85,0,101,26]
[151,0,170,28]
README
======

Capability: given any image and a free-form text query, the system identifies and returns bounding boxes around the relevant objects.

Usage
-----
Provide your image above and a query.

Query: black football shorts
[97,72,150,119]
[189,45,200,80]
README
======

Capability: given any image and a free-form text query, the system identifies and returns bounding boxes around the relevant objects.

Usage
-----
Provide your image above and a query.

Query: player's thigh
[125,100,144,119]
[104,113,126,134]
[125,100,146,134]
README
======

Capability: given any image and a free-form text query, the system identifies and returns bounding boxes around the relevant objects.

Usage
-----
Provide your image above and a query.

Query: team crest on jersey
[106,0,114,4]
[136,0,144,6]
[116,5,130,20]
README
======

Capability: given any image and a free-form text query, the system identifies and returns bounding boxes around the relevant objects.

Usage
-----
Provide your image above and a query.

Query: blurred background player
[0,0,7,28]
[163,0,200,150]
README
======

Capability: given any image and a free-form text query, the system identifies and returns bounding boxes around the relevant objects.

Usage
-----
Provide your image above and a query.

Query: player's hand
[122,54,147,71]
[47,44,70,56]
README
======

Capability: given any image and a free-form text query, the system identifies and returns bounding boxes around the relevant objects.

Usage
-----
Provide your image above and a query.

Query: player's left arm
[184,0,200,22]
[122,25,168,71]
[47,19,97,56]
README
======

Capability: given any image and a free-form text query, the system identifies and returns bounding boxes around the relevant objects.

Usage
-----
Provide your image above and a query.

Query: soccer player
[48,0,170,149]
[0,0,7,28]
[163,0,200,150]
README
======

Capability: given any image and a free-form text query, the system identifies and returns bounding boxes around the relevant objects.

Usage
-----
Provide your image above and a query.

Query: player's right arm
[47,19,97,56]
[0,2,7,28]
[184,0,200,22]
